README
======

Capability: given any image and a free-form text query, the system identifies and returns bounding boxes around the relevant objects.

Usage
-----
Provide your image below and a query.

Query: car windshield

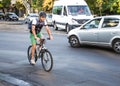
[68,5,91,16]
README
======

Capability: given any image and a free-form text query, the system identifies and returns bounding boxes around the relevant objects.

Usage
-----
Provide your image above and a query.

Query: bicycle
[27,38,53,72]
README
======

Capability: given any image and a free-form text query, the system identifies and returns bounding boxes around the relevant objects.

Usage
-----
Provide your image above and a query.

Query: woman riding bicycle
[30,11,53,65]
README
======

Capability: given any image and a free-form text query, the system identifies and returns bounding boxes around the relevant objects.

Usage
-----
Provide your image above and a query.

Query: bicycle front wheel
[41,50,53,72]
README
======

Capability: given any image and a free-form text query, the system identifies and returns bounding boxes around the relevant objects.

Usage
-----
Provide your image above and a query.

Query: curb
[0,21,24,25]
[0,18,24,25]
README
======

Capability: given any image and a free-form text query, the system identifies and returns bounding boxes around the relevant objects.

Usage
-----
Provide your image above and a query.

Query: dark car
[0,12,5,20]
[4,12,19,21]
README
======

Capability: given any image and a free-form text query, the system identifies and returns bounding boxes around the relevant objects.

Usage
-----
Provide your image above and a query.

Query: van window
[52,6,63,15]
[68,5,91,16]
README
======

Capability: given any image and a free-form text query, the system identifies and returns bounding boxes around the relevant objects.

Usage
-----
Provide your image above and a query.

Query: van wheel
[53,22,58,30]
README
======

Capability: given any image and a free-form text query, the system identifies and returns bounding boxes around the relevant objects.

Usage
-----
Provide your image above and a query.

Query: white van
[52,0,93,33]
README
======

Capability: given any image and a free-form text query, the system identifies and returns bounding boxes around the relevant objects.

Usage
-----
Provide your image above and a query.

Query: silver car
[68,15,120,53]
[24,13,39,23]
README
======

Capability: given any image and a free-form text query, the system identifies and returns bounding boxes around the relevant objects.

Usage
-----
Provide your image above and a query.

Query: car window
[82,18,101,29]
[102,18,119,28]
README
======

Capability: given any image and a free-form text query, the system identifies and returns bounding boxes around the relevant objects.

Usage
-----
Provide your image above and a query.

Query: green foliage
[32,0,43,11]
[15,1,25,10]
[43,0,54,12]
[1,0,11,8]
[0,1,3,8]
[86,0,120,16]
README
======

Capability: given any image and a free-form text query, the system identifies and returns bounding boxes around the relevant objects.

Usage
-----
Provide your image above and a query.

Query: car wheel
[69,35,80,48]
[113,40,120,53]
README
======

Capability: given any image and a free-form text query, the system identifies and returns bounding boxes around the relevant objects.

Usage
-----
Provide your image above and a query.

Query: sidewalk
[0,17,24,25]
[0,19,28,32]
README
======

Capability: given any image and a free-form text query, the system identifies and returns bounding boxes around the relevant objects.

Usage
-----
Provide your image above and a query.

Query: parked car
[46,13,53,26]
[4,12,19,21]
[0,12,5,20]
[67,15,120,53]
[24,13,39,24]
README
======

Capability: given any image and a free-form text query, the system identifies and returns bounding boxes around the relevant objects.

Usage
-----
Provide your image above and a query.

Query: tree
[0,0,11,13]
[110,0,120,14]
[15,1,25,16]
[32,0,43,12]
[86,0,120,16]
[42,0,55,12]
[2,0,11,8]
[0,1,3,8]
[96,0,103,16]
[85,0,96,15]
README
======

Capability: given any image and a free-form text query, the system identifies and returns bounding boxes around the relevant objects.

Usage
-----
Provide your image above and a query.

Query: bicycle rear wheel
[27,46,37,64]
[41,49,53,72]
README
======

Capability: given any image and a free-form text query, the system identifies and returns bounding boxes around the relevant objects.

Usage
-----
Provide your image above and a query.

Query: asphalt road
[0,24,120,86]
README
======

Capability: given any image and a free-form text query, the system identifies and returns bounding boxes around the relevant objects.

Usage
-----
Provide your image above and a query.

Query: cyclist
[30,11,53,65]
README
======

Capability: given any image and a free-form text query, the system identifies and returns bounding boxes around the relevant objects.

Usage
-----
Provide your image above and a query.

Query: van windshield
[68,5,91,16]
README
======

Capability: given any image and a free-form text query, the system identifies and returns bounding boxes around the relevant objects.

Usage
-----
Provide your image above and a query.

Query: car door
[98,17,119,44]
[78,18,102,43]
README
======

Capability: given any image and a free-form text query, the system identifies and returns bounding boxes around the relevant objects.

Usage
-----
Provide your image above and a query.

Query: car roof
[5,12,16,14]
[95,15,120,19]
[29,13,38,15]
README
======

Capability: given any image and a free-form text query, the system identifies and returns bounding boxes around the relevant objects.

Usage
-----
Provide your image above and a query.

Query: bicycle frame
[27,38,53,72]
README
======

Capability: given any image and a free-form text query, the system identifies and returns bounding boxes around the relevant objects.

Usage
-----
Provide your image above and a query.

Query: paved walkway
[0,18,30,86]
[0,18,24,25]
